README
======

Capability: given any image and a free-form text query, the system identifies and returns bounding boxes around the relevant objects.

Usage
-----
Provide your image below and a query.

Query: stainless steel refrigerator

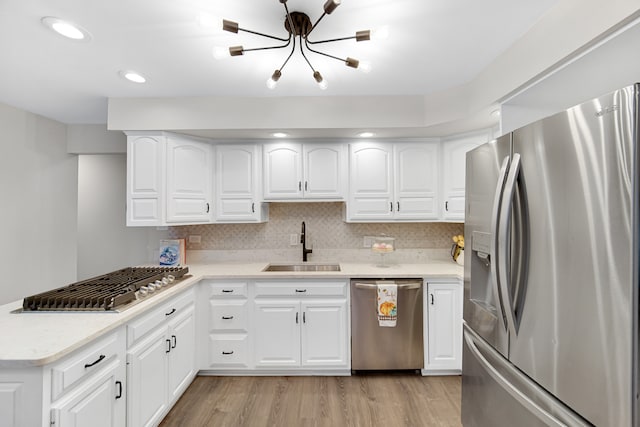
[462,84,639,426]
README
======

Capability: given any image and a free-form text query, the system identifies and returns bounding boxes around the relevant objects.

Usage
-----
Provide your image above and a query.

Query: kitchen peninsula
[0,260,462,427]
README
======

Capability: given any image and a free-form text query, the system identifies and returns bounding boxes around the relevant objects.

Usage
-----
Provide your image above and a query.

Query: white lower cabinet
[51,357,125,427]
[253,281,349,371]
[0,328,127,427]
[127,290,196,427]
[205,281,251,369]
[424,280,463,374]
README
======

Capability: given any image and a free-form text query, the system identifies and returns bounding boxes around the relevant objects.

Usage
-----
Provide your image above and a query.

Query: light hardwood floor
[160,373,462,427]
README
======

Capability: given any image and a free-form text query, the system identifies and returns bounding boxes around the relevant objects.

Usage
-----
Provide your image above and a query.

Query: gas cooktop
[21,266,189,312]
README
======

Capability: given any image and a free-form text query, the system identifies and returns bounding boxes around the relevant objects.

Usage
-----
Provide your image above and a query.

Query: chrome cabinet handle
[222,315,234,320]
[397,202,400,211]
[303,312,306,323]
[206,202,210,213]
[430,294,434,305]
[296,312,299,324]
[166,339,171,353]
[305,181,308,191]
[222,351,234,355]
[445,201,449,211]
[390,202,393,212]
[299,181,302,191]
[295,289,307,293]
[171,335,177,349]
[165,308,176,316]
[252,202,255,213]
[115,381,123,399]
[222,289,234,293]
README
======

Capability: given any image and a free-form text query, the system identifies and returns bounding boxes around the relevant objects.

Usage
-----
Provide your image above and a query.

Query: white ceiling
[0,0,559,129]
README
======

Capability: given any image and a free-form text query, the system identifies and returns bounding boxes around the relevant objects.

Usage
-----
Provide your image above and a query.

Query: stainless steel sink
[262,263,341,272]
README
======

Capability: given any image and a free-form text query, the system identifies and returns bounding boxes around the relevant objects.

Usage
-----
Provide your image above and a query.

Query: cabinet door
[127,328,169,427]
[441,137,486,221]
[301,300,348,367]
[127,134,165,226]
[216,144,261,221]
[52,363,125,427]
[426,282,463,372]
[303,144,344,199]
[394,143,439,220]
[348,142,394,220]
[254,300,301,367]
[167,306,196,403]
[166,136,212,223]
[263,143,303,199]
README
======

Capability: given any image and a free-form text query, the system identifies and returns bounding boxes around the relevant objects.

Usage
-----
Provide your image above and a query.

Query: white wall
[0,103,78,305]
[77,154,168,280]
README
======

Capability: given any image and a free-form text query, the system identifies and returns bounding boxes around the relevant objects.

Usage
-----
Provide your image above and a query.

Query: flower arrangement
[451,234,465,263]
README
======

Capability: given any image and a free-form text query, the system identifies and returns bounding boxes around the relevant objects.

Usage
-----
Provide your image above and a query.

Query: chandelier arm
[282,2,297,40]
[241,37,292,53]
[278,35,297,72]
[238,27,291,42]
[306,35,356,44]
[306,12,327,39]
[304,38,347,63]
[299,35,317,73]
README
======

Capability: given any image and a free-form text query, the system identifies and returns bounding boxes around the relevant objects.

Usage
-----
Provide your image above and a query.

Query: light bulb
[266,78,278,89]
[212,46,230,60]
[196,14,221,31]
[318,79,328,90]
[358,61,372,73]
[371,26,389,40]
[266,70,281,89]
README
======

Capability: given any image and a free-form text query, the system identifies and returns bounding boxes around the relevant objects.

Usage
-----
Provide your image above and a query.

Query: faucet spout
[301,221,313,262]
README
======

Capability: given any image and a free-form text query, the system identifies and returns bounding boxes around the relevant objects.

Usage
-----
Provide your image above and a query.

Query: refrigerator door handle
[490,156,510,331]
[498,152,521,337]
[463,328,584,427]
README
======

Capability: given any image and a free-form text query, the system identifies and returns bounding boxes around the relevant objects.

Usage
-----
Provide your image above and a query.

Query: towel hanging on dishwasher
[377,283,398,327]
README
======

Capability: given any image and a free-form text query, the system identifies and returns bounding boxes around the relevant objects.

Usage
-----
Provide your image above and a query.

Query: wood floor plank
[159,374,462,427]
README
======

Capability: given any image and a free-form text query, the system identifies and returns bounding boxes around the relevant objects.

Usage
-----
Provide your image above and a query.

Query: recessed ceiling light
[41,17,91,41]
[357,132,375,138]
[272,132,288,138]
[119,70,148,84]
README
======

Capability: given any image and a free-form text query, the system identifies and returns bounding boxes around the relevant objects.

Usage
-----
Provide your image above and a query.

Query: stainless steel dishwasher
[351,278,424,371]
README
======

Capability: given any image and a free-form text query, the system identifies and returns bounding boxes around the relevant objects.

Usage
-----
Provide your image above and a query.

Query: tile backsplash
[168,202,463,263]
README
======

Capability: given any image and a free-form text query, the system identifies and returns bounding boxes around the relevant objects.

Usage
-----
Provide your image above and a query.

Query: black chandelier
[216,0,385,89]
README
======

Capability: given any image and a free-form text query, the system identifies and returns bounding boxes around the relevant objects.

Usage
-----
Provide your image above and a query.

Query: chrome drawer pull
[222,316,234,320]
[222,351,234,355]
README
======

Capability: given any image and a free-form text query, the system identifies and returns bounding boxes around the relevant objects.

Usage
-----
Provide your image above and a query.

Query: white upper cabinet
[127,133,165,226]
[347,141,439,221]
[263,143,345,200]
[215,144,268,222]
[441,131,491,221]
[166,135,213,223]
[126,132,213,226]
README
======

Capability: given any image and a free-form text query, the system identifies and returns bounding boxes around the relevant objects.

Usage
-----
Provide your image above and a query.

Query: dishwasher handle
[354,282,421,290]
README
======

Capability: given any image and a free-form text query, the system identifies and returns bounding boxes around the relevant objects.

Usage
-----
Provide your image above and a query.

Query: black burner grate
[22,266,189,311]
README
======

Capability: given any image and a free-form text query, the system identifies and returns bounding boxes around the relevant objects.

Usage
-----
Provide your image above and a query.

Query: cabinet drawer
[51,328,124,401]
[254,281,347,297]
[127,289,194,347]
[208,281,248,298]
[209,300,248,331]
[209,335,248,367]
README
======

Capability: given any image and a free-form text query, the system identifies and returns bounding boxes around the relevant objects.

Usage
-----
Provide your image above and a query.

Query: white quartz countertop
[0,261,462,368]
